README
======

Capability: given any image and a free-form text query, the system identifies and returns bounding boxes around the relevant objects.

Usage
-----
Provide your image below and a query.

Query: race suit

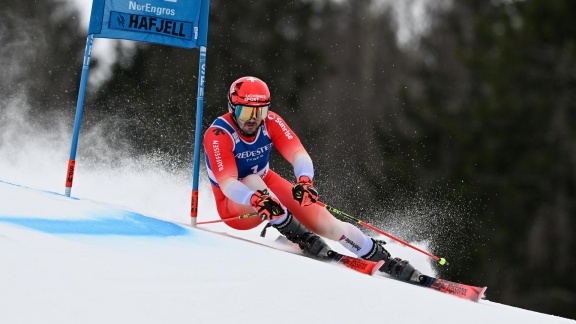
[203,111,373,258]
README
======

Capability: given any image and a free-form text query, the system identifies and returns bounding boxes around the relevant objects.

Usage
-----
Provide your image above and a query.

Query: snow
[0,181,573,324]
[0,100,573,323]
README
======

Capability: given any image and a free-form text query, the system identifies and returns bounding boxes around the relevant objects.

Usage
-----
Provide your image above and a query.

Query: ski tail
[330,251,384,276]
[422,276,488,302]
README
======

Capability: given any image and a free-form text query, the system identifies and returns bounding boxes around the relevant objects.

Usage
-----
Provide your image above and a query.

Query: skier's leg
[262,170,421,282]
[242,174,331,259]
[210,173,296,230]
[263,171,376,252]
[272,211,331,259]
[210,183,262,230]
[263,170,347,239]
[360,238,420,282]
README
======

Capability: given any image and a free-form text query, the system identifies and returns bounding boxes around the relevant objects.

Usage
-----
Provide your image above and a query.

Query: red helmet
[228,76,271,108]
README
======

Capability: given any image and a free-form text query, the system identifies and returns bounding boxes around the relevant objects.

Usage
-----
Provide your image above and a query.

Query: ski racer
[203,76,422,283]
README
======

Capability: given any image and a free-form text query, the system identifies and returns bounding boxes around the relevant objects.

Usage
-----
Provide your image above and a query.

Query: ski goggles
[233,105,269,121]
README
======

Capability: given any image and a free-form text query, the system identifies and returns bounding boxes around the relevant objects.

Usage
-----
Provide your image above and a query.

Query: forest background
[1,0,574,318]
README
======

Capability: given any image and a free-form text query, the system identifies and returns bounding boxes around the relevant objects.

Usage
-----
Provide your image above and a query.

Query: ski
[418,275,487,302]
[329,250,384,276]
[270,233,384,276]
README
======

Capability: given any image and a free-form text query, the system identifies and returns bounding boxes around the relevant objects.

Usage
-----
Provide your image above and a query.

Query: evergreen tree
[396,0,576,317]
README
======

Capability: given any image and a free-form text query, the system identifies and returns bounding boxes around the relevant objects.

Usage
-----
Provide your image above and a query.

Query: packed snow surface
[0,180,573,324]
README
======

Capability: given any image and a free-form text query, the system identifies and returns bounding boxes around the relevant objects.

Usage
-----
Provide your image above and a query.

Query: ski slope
[0,180,572,324]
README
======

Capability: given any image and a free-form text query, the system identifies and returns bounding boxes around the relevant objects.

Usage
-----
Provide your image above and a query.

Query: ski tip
[371,260,385,275]
[477,286,488,302]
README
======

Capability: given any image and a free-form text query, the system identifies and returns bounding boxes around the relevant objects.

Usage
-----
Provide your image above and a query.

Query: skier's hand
[292,175,318,206]
[250,189,285,221]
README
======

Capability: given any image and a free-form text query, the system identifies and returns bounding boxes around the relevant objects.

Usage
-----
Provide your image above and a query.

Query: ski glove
[250,189,285,221]
[292,175,319,206]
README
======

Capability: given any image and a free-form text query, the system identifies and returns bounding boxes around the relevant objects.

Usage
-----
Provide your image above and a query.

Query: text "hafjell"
[128,15,187,37]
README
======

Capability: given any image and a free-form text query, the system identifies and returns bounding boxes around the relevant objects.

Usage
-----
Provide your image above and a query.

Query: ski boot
[361,238,421,283]
[271,212,332,260]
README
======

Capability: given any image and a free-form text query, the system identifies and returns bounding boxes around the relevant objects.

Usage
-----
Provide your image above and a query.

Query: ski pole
[315,201,448,265]
[196,213,258,225]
